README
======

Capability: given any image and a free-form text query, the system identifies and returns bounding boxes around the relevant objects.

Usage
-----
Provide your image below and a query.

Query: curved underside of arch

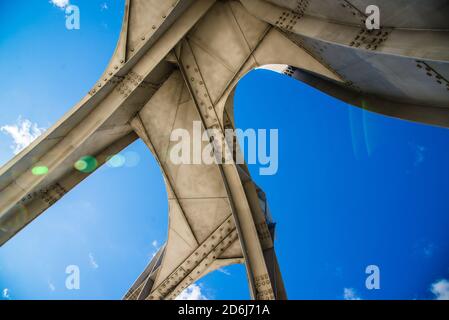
[0,0,448,300]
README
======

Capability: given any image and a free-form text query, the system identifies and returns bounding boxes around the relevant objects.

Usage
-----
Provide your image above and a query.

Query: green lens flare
[31,166,49,176]
[74,156,98,173]
[107,154,126,168]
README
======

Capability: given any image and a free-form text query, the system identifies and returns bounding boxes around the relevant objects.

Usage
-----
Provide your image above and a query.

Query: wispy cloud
[1,117,46,154]
[2,288,11,300]
[414,239,436,258]
[217,267,231,276]
[89,252,99,269]
[49,0,70,9]
[150,240,160,258]
[423,243,435,257]
[48,282,56,292]
[100,2,109,11]
[343,288,361,300]
[409,142,426,167]
[431,279,449,300]
[175,284,208,300]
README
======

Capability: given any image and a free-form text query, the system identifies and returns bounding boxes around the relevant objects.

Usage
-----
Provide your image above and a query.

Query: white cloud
[416,147,425,165]
[2,288,10,300]
[48,282,56,292]
[89,252,99,269]
[150,240,160,258]
[343,288,361,300]
[409,142,426,167]
[413,239,436,258]
[431,279,449,300]
[1,117,46,155]
[100,2,109,11]
[423,243,435,257]
[175,284,208,300]
[217,267,231,276]
[50,0,70,9]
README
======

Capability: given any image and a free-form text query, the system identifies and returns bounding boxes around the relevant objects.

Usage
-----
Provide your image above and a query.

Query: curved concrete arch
[1,0,448,300]
[124,2,345,300]
[220,61,340,131]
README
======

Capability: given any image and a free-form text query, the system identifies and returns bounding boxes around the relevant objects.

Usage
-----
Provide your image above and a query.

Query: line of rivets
[89,2,181,97]
[165,230,239,299]
[150,217,236,299]
[416,60,449,91]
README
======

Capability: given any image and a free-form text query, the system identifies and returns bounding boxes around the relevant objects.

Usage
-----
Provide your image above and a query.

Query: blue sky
[1,0,449,300]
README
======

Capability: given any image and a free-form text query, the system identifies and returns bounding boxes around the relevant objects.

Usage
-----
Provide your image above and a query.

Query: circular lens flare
[74,156,98,173]
[107,154,126,168]
[32,166,49,176]
[124,151,140,168]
